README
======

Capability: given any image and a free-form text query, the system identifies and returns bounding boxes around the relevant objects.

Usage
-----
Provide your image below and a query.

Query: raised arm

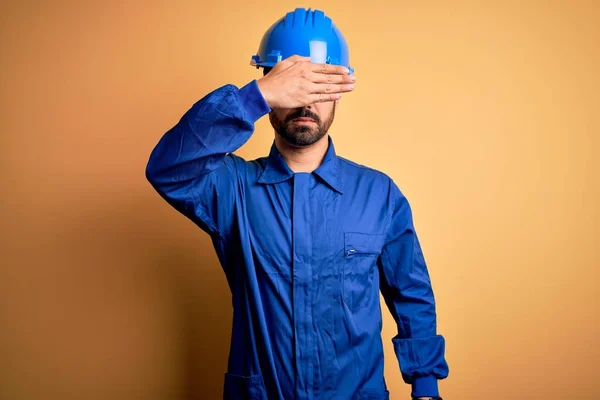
[146,55,355,241]
[145,80,270,240]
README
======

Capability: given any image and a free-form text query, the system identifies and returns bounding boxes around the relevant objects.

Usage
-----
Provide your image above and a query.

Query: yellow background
[1,1,598,399]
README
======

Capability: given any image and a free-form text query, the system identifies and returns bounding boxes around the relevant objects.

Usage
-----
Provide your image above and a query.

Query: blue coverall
[145,79,449,399]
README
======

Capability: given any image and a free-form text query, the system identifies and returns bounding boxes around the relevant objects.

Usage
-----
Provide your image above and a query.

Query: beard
[269,103,336,147]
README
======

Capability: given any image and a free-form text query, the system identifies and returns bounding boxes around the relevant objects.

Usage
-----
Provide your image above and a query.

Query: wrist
[256,78,274,108]
[236,80,271,121]
[411,375,439,399]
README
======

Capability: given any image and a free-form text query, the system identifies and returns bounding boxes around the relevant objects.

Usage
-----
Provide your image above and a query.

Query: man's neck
[274,134,329,173]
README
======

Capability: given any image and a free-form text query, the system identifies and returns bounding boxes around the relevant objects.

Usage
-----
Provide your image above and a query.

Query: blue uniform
[145,80,449,399]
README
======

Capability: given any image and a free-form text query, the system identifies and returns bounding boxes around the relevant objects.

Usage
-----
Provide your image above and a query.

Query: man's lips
[291,117,316,123]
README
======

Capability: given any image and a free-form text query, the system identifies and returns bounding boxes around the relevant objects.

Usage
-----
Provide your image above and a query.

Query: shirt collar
[257,135,344,194]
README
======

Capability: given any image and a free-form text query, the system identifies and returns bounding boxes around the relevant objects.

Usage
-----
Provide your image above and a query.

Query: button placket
[292,173,314,400]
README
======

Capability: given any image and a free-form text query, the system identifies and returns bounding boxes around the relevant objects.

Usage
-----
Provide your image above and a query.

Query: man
[146,7,449,400]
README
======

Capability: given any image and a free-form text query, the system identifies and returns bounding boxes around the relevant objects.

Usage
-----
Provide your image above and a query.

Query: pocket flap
[345,232,386,255]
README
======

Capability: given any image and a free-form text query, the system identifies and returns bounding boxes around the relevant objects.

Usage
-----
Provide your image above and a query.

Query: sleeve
[145,79,271,241]
[377,180,450,398]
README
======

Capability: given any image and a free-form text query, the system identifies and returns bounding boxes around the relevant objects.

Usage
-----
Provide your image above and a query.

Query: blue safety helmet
[251,8,353,74]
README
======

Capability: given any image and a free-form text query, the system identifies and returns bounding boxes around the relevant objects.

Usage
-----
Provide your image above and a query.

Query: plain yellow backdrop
[1,1,598,399]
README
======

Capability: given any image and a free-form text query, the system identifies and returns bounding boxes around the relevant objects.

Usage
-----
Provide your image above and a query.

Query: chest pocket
[343,232,386,311]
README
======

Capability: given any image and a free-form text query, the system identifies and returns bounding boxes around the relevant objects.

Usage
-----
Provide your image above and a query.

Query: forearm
[379,180,449,398]
[145,79,269,190]
[382,267,447,398]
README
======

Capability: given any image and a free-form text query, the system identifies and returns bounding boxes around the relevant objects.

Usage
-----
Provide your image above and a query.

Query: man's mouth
[292,117,316,123]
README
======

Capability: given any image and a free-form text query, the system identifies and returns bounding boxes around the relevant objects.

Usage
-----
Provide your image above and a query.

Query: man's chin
[281,136,309,147]
[277,128,317,146]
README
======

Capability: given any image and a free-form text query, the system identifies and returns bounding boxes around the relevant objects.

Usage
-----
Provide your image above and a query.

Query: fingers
[307,84,353,103]
[308,82,355,95]
[284,55,350,74]
[310,71,355,84]
[310,92,342,103]
[311,63,350,75]
[274,55,354,105]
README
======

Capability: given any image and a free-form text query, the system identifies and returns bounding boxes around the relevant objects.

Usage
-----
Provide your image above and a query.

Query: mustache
[284,109,321,125]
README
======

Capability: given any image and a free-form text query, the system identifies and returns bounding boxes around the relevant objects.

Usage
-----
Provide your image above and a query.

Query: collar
[257,135,344,194]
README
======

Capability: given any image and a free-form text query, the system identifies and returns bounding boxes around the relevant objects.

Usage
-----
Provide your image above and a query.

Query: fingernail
[349,75,356,81]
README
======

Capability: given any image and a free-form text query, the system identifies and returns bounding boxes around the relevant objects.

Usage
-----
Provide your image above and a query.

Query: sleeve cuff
[411,375,439,398]
[236,79,271,122]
